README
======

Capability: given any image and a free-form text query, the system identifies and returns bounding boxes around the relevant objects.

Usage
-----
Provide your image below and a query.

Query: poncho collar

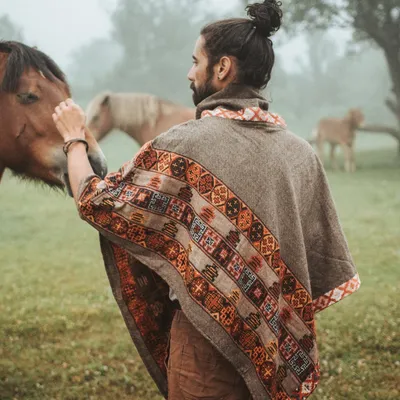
[197,83,285,126]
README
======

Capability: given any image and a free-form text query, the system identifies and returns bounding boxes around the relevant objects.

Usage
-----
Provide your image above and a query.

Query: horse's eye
[17,92,39,104]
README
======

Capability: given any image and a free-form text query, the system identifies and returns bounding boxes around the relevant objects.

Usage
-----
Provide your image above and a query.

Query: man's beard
[190,74,218,106]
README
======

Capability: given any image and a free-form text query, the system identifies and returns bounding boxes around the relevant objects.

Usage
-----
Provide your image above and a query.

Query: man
[53,1,360,399]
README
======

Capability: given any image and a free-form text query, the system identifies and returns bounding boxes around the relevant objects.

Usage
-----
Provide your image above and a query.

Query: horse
[0,41,107,194]
[86,91,196,146]
[309,108,365,173]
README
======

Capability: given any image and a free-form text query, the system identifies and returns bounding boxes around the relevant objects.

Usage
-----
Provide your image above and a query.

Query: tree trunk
[358,124,400,155]
[382,42,400,154]
[384,47,400,119]
[385,95,400,155]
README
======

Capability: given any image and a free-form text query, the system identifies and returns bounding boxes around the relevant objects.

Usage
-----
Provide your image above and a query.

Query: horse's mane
[0,41,68,92]
[88,92,183,130]
[111,93,171,130]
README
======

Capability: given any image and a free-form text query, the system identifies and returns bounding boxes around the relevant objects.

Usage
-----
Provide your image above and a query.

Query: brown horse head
[346,108,365,129]
[86,91,114,142]
[0,41,107,193]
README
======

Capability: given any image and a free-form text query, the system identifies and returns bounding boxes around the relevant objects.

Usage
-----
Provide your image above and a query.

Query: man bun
[246,0,283,38]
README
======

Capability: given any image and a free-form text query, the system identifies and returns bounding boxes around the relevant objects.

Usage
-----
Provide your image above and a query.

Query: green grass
[1,136,399,400]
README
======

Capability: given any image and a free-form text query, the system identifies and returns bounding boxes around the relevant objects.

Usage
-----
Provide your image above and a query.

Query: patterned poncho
[77,84,360,399]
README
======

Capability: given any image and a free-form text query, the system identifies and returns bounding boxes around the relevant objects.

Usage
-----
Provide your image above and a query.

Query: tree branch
[354,1,389,49]
[358,124,400,140]
[385,98,400,120]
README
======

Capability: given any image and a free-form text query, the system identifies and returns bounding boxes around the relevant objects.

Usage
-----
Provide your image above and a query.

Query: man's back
[54,1,359,397]
[153,84,355,303]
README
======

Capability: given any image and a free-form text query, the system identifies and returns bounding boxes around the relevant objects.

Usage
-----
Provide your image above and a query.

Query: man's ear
[217,56,234,81]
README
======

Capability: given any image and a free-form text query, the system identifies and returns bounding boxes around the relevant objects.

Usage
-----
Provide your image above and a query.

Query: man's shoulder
[152,117,215,151]
[281,129,316,160]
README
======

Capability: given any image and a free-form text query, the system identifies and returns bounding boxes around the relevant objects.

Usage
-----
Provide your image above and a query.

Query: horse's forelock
[0,41,68,92]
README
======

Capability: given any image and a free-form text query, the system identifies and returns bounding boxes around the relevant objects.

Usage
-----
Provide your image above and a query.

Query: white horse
[86,92,195,145]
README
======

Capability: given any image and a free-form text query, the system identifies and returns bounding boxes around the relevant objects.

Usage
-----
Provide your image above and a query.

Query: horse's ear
[101,95,110,107]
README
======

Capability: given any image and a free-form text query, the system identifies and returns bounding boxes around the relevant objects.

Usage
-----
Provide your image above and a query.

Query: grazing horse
[0,41,107,193]
[86,91,196,146]
[310,108,364,173]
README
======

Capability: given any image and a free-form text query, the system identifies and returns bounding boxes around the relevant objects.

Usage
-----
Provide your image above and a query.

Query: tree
[0,14,24,41]
[266,29,391,144]
[267,0,400,154]
[67,38,123,105]
[104,0,209,105]
[68,39,122,86]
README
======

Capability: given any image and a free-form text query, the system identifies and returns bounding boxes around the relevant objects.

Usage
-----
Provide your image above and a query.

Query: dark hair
[0,41,67,92]
[200,0,283,89]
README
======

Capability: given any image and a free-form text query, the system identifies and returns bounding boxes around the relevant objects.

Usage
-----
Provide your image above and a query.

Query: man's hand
[53,98,86,142]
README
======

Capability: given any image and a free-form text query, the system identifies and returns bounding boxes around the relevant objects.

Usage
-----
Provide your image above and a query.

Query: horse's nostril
[99,166,108,179]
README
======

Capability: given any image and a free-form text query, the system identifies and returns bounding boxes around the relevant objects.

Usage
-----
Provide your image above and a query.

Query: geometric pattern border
[313,274,361,313]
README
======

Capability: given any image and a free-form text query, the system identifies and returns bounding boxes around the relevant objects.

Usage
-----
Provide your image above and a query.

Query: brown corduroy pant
[167,310,252,400]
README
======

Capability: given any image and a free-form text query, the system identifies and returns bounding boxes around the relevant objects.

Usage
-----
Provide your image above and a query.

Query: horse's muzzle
[89,154,108,179]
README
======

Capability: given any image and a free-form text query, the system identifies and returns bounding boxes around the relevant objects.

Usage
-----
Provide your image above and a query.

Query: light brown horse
[86,91,196,146]
[0,41,107,193]
[310,108,364,173]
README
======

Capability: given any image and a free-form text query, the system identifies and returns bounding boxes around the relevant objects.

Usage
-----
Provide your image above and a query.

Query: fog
[1,0,397,148]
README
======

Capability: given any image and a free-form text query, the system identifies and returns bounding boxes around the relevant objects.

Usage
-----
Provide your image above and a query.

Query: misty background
[1,2,399,399]
[0,0,397,149]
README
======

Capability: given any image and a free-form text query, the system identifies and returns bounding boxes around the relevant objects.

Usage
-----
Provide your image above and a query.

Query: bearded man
[52,1,360,399]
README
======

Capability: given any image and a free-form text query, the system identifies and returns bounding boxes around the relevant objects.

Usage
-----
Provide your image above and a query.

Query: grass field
[1,135,399,400]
